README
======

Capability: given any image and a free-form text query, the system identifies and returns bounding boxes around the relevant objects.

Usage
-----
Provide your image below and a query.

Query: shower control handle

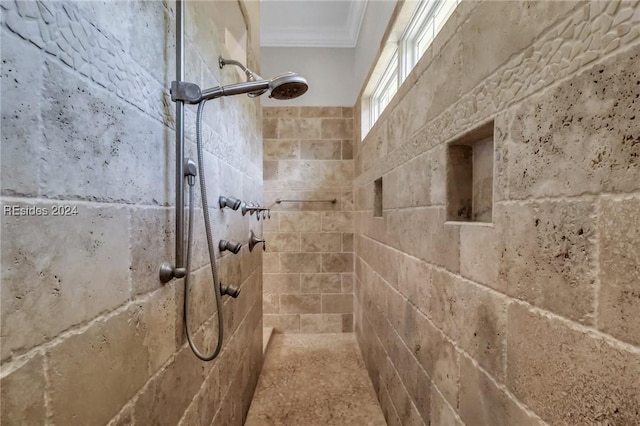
[248,230,266,252]
[220,283,240,298]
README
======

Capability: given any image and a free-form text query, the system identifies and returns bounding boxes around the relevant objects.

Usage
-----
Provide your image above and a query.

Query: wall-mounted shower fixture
[160,0,309,362]
[219,195,242,210]
[220,283,241,298]
[219,239,242,254]
[171,61,308,104]
[241,202,268,216]
[248,230,266,252]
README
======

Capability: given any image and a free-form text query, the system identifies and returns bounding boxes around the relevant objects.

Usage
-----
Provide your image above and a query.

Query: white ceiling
[261,0,368,48]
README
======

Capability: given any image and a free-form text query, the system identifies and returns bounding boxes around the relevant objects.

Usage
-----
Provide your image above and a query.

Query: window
[362,0,461,139]
[370,50,398,129]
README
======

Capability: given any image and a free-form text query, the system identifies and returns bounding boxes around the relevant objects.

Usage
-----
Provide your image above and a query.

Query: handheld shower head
[216,57,309,101]
[269,73,308,100]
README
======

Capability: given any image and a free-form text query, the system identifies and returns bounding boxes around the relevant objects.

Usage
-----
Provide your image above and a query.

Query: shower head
[207,56,308,101]
[269,73,308,100]
[199,74,308,102]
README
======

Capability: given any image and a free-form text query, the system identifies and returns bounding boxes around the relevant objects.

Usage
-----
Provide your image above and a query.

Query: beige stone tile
[300,314,343,333]
[280,253,322,273]
[133,345,206,426]
[300,139,342,160]
[280,294,321,314]
[299,106,343,118]
[382,168,399,210]
[277,160,303,181]
[342,233,354,251]
[0,355,46,426]
[497,201,597,325]
[342,314,354,332]
[138,288,179,373]
[107,404,135,426]
[360,239,399,288]
[507,303,640,425]
[262,211,280,232]
[341,273,354,293]
[398,151,431,208]
[597,196,640,346]
[341,107,353,118]
[460,0,577,94]
[264,232,300,253]
[322,253,354,273]
[322,293,353,314]
[300,232,342,252]
[430,270,507,380]
[430,144,447,206]
[460,354,545,426]
[263,314,300,333]
[263,253,280,273]
[431,385,463,426]
[321,118,353,139]
[278,118,321,139]
[341,190,354,211]
[263,160,278,180]
[460,223,500,289]
[49,308,150,426]
[264,139,300,160]
[263,273,300,294]
[301,273,342,293]
[397,254,432,315]
[380,384,402,426]
[263,293,280,314]
[321,211,354,232]
[280,211,322,232]
[506,45,640,199]
[263,107,299,118]
[382,358,423,426]
[263,118,277,138]
[129,207,173,296]
[0,201,130,361]
[342,139,354,159]
[387,207,460,273]
[411,308,459,407]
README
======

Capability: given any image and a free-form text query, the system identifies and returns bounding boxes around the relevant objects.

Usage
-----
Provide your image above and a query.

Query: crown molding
[261,1,367,48]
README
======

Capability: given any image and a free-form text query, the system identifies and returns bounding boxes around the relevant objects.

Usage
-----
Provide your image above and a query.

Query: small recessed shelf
[446,121,494,224]
[374,177,383,217]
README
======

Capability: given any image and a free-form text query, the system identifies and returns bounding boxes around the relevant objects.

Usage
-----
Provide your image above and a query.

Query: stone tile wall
[262,107,355,333]
[1,1,264,424]
[354,1,640,425]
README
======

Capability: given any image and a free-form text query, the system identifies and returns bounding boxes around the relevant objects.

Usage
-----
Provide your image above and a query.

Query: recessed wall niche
[374,177,383,217]
[446,121,494,223]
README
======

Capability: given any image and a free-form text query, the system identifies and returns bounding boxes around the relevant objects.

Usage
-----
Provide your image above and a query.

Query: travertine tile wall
[354,1,640,425]
[262,107,355,333]
[1,1,264,424]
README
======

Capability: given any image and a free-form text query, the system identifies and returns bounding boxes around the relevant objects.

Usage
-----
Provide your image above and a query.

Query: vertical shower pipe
[175,0,185,271]
[160,0,186,283]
